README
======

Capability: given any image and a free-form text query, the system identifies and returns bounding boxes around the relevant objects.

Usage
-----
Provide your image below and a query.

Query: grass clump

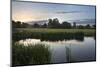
[12,43,51,66]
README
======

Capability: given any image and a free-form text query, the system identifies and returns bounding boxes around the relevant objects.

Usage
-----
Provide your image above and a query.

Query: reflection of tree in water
[93,35,96,40]
[65,44,76,63]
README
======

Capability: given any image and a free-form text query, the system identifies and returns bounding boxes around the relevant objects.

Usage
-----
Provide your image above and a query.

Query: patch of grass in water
[13,30,85,41]
[12,43,51,66]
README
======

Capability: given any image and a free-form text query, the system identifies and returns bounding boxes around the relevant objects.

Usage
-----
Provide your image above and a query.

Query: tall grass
[15,28,95,36]
[12,43,51,66]
[12,28,95,41]
[13,29,85,41]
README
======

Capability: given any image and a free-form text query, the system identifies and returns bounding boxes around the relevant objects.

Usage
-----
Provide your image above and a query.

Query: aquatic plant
[12,43,51,66]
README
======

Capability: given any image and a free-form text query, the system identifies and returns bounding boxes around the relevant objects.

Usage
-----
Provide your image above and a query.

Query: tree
[52,18,60,28]
[48,19,53,28]
[92,24,96,29]
[73,22,76,28]
[12,20,22,28]
[16,21,22,28]
[12,20,15,23]
[77,25,84,29]
[12,20,16,28]
[85,24,91,29]
[41,23,47,28]
[22,22,29,28]
[61,21,71,28]
[48,18,60,28]
[33,23,40,28]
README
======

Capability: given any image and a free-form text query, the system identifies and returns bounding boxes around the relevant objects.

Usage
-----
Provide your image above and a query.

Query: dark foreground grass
[12,43,51,66]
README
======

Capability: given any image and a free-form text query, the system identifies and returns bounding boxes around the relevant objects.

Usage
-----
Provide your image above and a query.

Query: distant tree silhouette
[12,20,30,28]
[16,21,22,28]
[52,18,60,28]
[12,18,95,29]
[92,24,96,29]
[12,20,22,28]
[12,20,16,28]
[12,20,15,23]
[41,23,47,28]
[73,22,76,28]
[22,22,29,28]
[61,21,71,28]
[77,25,84,29]
[33,23,40,28]
[48,18,60,28]
[48,19,53,28]
[85,24,91,29]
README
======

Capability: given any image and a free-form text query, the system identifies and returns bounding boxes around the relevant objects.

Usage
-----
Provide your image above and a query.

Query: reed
[12,43,51,66]
[12,28,87,41]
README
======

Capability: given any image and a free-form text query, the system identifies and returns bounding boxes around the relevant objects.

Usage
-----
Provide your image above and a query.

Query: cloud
[68,19,96,24]
[55,11,83,14]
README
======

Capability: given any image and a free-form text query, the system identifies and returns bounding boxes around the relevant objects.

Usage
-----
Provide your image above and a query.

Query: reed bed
[12,28,91,41]
[15,28,95,36]
[12,43,51,66]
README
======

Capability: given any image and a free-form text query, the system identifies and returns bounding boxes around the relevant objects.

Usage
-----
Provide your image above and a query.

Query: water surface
[17,37,96,63]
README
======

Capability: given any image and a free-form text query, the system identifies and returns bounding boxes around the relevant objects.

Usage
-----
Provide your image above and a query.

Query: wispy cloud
[54,11,84,14]
[67,19,96,24]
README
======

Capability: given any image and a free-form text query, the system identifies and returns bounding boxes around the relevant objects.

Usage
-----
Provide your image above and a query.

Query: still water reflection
[17,37,96,63]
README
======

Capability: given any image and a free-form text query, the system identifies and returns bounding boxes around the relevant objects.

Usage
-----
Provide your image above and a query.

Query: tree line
[12,18,96,29]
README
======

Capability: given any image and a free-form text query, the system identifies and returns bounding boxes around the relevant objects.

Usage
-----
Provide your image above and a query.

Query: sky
[12,1,96,24]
